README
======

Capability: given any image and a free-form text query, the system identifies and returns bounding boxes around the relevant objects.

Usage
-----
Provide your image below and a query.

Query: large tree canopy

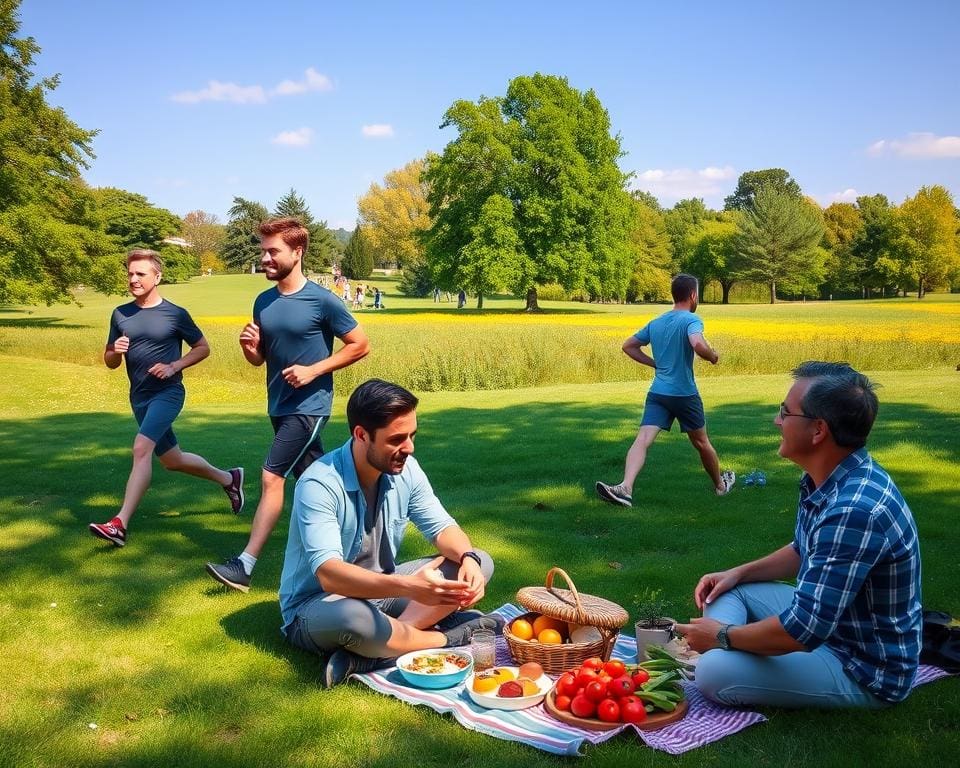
[357,157,432,270]
[724,168,802,212]
[0,0,117,303]
[424,73,633,309]
[221,197,269,271]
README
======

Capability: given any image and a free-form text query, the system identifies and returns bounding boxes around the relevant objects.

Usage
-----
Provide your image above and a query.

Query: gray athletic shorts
[265,414,328,479]
[641,391,706,433]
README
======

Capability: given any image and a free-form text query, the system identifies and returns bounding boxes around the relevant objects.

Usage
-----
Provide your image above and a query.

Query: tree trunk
[477,293,484,309]
[918,277,925,299]
[525,286,540,312]
[769,281,777,304]
[721,280,733,304]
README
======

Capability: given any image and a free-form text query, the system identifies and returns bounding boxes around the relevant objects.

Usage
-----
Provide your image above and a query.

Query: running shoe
[223,467,245,514]
[205,557,251,592]
[323,650,395,688]
[596,481,633,507]
[716,470,737,496]
[89,517,127,547]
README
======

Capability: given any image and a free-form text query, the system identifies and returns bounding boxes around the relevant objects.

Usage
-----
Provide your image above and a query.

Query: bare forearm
[104,349,123,368]
[307,338,370,379]
[434,526,472,564]
[175,342,210,373]
[728,616,806,655]
[317,560,411,600]
[693,339,718,364]
[622,338,656,368]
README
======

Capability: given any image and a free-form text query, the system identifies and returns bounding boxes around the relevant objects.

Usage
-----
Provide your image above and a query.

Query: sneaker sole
[89,524,125,547]
[595,482,632,508]
[205,563,250,593]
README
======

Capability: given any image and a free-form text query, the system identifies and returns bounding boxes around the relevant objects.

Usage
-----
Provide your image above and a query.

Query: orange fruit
[532,615,566,639]
[490,667,515,684]
[517,676,540,696]
[537,628,563,645]
[510,618,535,641]
[518,661,544,680]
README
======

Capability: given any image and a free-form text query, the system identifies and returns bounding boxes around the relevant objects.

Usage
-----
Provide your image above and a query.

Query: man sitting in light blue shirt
[279,378,500,687]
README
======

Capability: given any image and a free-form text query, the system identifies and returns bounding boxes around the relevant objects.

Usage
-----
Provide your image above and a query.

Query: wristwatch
[460,551,482,569]
[716,624,735,650]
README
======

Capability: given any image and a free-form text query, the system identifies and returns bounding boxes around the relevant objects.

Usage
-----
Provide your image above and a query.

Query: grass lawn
[1,280,958,767]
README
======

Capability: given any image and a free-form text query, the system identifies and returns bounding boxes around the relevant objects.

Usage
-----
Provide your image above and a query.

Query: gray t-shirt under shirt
[352,482,396,575]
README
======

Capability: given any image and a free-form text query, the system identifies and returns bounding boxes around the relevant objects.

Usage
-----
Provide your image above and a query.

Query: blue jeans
[695,582,887,709]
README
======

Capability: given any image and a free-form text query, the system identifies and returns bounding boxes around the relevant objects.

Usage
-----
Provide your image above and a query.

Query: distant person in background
[596,273,734,507]
[457,289,466,309]
[342,279,351,303]
[373,287,382,310]
[206,217,370,592]
[433,287,441,303]
[90,250,244,547]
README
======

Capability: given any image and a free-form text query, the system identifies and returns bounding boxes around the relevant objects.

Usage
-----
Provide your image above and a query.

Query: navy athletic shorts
[264,414,329,479]
[131,386,185,456]
[641,391,706,433]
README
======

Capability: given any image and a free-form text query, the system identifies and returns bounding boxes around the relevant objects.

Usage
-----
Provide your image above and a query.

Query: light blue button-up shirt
[278,438,457,633]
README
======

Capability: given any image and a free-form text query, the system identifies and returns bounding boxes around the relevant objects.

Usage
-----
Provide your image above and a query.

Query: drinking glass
[470,628,496,671]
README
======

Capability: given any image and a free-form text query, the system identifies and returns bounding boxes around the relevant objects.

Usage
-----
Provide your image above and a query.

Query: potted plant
[633,588,675,662]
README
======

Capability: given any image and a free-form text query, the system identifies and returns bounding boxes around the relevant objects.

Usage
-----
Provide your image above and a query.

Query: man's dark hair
[792,361,879,448]
[347,379,419,436]
[671,273,698,303]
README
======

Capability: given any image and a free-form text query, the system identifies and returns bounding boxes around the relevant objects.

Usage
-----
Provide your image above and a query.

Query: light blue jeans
[695,582,887,709]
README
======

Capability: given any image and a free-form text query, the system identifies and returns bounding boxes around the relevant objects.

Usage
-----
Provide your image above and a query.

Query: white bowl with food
[465,663,552,710]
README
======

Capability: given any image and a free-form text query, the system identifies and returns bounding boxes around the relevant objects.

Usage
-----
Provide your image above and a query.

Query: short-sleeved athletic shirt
[107,299,203,401]
[633,310,704,397]
[254,281,358,417]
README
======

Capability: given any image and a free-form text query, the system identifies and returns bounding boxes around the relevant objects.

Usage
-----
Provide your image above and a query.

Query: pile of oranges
[508,614,568,645]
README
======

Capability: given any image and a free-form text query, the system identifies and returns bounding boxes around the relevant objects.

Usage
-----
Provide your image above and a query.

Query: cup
[470,628,496,671]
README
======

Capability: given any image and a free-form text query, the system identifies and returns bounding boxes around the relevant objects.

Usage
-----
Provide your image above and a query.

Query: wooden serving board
[543,689,689,732]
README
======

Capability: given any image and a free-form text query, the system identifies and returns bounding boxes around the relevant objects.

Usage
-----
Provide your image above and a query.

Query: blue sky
[20,0,960,229]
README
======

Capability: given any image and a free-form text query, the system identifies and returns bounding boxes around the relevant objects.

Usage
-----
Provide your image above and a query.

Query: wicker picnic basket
[505,567,629,676]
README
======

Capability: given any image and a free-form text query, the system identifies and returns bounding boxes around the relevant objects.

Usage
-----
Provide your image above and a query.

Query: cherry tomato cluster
[551,657,651,725]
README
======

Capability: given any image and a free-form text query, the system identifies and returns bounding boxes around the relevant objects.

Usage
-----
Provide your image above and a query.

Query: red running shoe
[89,517,126,547]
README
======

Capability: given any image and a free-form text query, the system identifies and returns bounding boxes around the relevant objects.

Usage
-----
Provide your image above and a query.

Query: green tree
[684,215,739,304]
[850,195,903,297]
[181,210,225,272]
[896,185,960,298]
[425,73,633,310]
[273,188,339,273]
[731,188,825,303]
[340,223,374,280]
[626,194,672,302]
[0,0,117,303]
[663,197,712,268]
[724,168,802,211]
[820,202,864,297]
[357,156,432,270]
[221,197,268,272]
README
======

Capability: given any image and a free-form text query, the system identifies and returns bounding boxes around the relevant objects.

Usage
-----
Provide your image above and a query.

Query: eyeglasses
[778,403,816,420]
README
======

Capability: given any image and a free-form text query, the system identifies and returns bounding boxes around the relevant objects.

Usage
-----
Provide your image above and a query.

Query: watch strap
[460,551,482,568]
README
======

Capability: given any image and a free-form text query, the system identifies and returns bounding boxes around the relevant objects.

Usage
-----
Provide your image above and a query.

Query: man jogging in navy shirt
[596,273,734,507]
[90,250,244,547]
[207,217,370,591]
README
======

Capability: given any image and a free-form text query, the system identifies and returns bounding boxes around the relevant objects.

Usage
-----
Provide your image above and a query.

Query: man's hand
[693,568,741,611]
[674,617,722,653]
[113,335,130,354]
[456,556,485,608]
[239,322,260,354]
[403,556,471,606]
[282,364,318,389]
[147,362,178,380]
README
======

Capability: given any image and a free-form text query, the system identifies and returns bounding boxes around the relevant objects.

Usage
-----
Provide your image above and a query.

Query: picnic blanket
[353,603,955,756]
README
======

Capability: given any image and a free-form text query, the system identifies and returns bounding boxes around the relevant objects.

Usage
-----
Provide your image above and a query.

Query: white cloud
[362,124,395,138]
[173,67,333,105]
[171,80,267,105]
[827,188,859,203]
[867,132,960,158]
[274,67,334,96]
[630,165,736,202]
[271,127,314,147]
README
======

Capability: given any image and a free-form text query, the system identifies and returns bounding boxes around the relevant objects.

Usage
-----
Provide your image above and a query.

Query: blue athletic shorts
[131,386,185,456]
[641,391,706,433]
[265,414,329,479]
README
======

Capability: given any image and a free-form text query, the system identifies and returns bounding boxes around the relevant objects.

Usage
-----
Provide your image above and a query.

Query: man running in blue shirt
[90,250,244,547]
[596,274,734,507]
[207,217,369,591]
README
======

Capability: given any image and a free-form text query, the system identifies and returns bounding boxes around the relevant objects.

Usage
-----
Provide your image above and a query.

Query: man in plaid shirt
[676,362,922,708]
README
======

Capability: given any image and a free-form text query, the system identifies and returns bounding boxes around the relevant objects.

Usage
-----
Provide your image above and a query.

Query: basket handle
[544,567,587,624]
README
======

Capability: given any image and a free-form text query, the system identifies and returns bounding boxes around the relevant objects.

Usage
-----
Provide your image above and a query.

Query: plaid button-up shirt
[780,448,922,703]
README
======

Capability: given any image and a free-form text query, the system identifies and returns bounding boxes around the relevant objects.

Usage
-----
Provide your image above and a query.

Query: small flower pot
[635,618,675,662]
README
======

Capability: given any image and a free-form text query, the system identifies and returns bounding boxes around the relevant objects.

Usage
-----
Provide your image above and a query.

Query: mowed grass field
[1,276,958,768]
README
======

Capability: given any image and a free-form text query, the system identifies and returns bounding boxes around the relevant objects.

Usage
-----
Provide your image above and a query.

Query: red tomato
[575,668,600,689]
[603,660,626,679]
[567,666,582,678]
[585,680,609,702]
[554,694,572,712]
[620,699,647,724]
[631,669,651,687]
[608,675,636,698]
[582,657,604,672]
[597,673,613,687]
[570,695,596,719]
[597,698,621,723]
[556,673,578,698]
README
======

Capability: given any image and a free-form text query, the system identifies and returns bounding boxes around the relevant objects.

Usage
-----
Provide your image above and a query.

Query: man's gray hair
[792,361,879,448]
